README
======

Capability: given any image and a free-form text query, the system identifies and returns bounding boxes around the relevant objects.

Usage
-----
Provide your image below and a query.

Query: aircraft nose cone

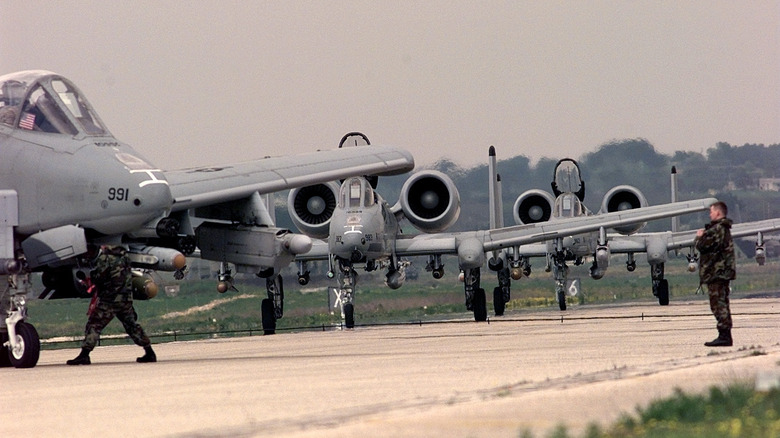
[342,232,366,248]
[135,183,173,211]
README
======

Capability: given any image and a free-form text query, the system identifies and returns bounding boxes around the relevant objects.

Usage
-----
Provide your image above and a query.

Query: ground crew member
[695,201,735,347]
[67,245,156,365]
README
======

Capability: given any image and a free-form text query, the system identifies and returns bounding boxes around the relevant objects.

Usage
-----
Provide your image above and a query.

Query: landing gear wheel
[492,286,505,316]
[0,332,11,368]
[558,289,567,311]
[8,322,40,368]
[657,279,669,306]
[344,303,355,329]
[261,299,277,335]
[473,288,487,322]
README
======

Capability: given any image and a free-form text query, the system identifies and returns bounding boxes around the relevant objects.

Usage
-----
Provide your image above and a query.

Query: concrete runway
[2,297,779,437]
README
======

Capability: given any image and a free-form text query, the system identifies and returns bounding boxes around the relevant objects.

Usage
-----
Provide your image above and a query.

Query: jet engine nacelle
[287,181,340,238]
[598,185,648,235]
[399,170,460,233]
[512,190,556,225]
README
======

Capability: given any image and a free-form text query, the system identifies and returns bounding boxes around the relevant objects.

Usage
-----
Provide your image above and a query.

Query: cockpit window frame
[555,193,583,218]
[0,70,110,137]
[339,177,375,209]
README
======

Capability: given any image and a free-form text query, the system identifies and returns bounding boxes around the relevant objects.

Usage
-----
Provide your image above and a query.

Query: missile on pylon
[127,245,187,272]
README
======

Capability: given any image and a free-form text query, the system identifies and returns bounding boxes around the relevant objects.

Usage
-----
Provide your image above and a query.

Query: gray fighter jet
[486,151,780,311]
[0,71,414,368]
[290,134,717,328]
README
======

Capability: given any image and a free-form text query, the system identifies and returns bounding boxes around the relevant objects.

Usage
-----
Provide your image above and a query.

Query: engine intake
[399,170,460,232]
[599,185,648,234]
[287,182,340,238]
[512,190,555,225]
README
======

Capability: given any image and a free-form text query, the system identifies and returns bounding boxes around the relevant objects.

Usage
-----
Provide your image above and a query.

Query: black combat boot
[704,329,733,347]
[66,348,91,365]
[137,345,157,363]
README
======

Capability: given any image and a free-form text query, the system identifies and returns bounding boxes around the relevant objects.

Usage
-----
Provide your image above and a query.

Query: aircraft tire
[473,288,487,322]
[344,303,355,329]
[8,322,40,368]
[261,299,276,335]
[492,287,505,316]
[0,332,11,367]
[658,279,670,306]
[558,290,567,311]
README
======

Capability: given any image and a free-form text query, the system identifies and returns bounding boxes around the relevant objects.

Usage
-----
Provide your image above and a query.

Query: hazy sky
[2,1,778,171]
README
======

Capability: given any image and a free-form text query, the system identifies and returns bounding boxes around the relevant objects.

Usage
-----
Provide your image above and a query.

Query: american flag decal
[19,112,35,130]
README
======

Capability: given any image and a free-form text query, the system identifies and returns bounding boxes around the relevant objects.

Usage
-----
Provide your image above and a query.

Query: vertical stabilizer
[488,146,502,229]
[670,166,679,232]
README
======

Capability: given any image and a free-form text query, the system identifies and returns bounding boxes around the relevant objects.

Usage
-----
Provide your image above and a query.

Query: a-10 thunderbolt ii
[482,151,780,311]
[0,71,414,368]
[287,133,716,329]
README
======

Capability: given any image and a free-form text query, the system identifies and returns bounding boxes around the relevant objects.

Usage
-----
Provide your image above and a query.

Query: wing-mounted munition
[0,71,415,367]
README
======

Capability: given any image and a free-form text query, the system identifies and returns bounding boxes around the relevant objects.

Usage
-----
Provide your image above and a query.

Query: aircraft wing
[164,145,414,212]
[479,198,717,252]
[387,198,717,256]
[606,217,780,254]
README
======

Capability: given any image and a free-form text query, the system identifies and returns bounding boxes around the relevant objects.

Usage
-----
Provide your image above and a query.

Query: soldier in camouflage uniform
[67,245,156,365]
[695,201,735,347]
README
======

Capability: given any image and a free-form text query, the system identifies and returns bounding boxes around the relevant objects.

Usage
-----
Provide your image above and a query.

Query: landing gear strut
[334,259,358,328]
[551,245,569,311]
[650,262,669,306]
[463,267,487,321]
[492,267,510,316]
[261,275,284,335]
[2,274,40,368]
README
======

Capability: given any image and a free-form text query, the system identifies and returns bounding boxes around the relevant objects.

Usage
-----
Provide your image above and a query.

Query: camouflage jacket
[695,217,736,284]
[91,245,132,301]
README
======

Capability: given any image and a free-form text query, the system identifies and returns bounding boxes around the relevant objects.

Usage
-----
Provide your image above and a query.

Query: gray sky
[2,1,778,171]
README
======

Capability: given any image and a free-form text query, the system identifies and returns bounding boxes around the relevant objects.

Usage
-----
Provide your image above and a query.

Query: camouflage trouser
[81,299,151,351]
[707,280,732,331]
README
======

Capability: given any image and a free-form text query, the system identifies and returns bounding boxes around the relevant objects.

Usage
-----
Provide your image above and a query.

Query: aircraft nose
[342,232,366,248]
[340,232,368,259]
[133,179,173,212]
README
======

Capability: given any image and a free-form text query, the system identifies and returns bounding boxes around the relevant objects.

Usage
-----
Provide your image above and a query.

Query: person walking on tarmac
[695,201,736,347]
[67,244,156,365]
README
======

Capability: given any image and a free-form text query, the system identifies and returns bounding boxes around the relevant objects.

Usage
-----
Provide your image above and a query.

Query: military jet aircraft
[0,71,414,368]
[289,134,716,328]
[486,153,780,311]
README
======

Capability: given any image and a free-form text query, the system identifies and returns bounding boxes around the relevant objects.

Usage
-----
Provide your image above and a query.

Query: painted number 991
[108,187,130,201]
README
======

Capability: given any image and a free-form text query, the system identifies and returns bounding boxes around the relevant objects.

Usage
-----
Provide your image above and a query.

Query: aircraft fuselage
[0,128,172,236]
[327,177,397,265]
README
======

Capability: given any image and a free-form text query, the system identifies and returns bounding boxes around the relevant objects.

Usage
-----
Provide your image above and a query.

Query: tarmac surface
[2,297,779,437]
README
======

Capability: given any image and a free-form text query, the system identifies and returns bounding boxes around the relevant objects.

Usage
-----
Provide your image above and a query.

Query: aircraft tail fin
[488,146,503,230]
[670,166,679,233]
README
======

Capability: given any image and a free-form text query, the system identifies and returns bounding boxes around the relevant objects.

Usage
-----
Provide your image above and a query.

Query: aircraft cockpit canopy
[338,177,375,209]
[0,70,107,136]
[553,159,583,194]
[554,193,584,218]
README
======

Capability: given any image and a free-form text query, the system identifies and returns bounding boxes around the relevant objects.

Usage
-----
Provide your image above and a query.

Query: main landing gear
[260,275,284,335]
[2,274,41,368]
[462,267,487,322]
